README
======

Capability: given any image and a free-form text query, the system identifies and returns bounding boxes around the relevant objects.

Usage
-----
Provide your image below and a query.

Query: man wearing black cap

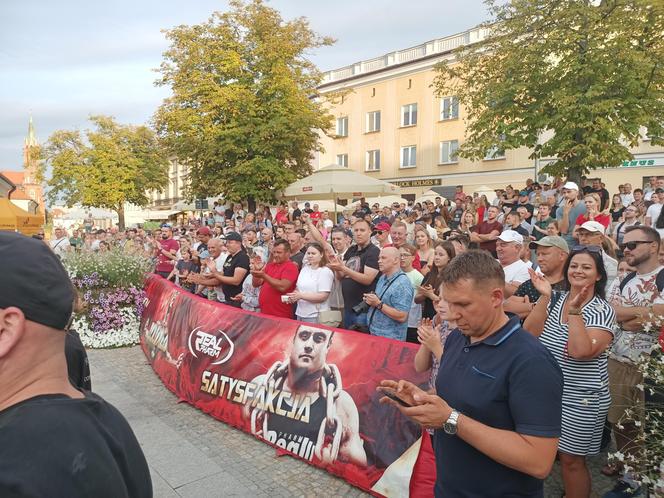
[0,232,151,497]
[196,231,250,307]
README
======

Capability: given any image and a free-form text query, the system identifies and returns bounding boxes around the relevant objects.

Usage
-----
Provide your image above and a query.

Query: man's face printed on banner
[290,327,333,373]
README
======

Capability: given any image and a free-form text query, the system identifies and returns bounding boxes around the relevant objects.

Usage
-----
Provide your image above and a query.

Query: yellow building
[317,26,664,200]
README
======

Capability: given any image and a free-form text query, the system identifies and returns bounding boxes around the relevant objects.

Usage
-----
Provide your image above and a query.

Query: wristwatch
[443,409,460,435]
[377,302,384,311]
[568,307,583,315]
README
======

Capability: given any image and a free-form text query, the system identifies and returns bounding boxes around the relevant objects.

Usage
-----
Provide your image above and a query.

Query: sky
[0,0,489,170]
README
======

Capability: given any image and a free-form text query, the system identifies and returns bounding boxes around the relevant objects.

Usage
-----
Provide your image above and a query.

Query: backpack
[619,268,664,293]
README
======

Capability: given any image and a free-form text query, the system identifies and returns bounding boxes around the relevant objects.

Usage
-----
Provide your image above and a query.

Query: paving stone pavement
[89,346,617,498]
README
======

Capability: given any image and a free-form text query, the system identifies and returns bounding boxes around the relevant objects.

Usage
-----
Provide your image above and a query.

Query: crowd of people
[45,173,664,497]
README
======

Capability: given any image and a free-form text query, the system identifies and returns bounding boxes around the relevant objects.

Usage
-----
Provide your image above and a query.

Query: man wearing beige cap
[577,220,618,290]
[496,230,531,297]
[504,236,569,319]
[556,181,586,247]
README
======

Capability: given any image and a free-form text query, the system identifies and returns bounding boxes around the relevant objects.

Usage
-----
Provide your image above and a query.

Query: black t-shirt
[65,331,91,390]
[342,243,380,308]
[222,250,250,300]
[0,392,151,498]
[290,249,305,271]
[514,278,566,303]
[292,208,302,220]
[450,208,463,229]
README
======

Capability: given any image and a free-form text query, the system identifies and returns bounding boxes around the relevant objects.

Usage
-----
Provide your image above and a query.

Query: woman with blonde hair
[433,216,450,239]
[413,224,434,275]
[574,193,610,234]
[458,210,477,234]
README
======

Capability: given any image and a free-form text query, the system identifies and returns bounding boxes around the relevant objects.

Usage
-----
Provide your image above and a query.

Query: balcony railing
[320,26,487,85]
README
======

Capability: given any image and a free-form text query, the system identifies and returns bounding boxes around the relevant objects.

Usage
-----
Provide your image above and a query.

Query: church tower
[23,116,39,185]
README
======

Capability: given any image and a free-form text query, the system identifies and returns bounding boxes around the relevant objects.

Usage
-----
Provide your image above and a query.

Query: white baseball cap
[579,221,605,233]
[498,230,524,245]
[562,181,579,191]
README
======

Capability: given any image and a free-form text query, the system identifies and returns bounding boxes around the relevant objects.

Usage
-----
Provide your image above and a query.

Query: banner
[139,275,430,495]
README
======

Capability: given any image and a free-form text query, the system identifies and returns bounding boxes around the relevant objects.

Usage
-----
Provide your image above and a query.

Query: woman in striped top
[524,245,615,498]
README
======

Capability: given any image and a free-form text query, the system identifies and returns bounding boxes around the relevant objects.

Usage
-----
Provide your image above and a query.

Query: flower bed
[63,250,153,348]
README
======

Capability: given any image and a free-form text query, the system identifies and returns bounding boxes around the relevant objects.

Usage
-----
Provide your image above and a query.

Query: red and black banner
[140,275,430,496]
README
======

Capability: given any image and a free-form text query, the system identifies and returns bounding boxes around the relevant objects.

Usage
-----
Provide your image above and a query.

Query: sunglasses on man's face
[619,240,653,252]
[372,230,384,236]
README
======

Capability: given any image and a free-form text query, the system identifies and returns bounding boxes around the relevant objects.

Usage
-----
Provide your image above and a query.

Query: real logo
[188,327,235,365]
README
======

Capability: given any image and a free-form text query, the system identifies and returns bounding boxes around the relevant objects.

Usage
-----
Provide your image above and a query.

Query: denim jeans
[343,309,368,330]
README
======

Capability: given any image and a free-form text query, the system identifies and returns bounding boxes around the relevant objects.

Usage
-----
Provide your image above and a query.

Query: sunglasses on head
[619,240,653,252]
[571,244,602,255]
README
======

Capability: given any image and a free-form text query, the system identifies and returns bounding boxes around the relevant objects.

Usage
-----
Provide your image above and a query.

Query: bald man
[364,247,414,341]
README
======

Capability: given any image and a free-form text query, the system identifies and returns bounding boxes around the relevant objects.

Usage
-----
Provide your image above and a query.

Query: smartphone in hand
[379,388,412,407]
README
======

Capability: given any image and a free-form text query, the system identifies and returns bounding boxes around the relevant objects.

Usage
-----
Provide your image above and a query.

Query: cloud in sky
[0,0,489,169]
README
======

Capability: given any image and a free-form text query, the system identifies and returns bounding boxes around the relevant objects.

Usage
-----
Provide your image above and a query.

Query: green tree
[154,0,334,209]
[43,115,169,229]
[434,0,664,180]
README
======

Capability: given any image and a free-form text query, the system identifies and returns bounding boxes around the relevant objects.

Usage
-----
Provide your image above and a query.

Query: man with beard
[470,206,503,256]
[155,224,180,278]
[603,226,663,497]
[245,325,366,467]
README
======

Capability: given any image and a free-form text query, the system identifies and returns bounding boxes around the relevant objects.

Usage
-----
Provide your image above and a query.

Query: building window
[366,111,381,133]
[336,154,349,167]
[439,140,459,164]
[336,117,348,137]
[400,145,417,168]
[401,103,418,127]
[484,134,506,160]
[440,96,459,120]
[366,150,380,171]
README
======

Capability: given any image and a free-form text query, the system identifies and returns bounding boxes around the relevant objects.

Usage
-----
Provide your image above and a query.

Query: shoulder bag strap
[368,274,408,327]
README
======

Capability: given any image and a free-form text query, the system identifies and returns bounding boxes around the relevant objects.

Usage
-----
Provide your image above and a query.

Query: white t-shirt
[405,269,425,328]
[620,193,634,206]
[295,265,334,318]
[323,218,334,230]
[50,237,71,256]
[646,202,662,224]
[501,259,531,285]
[611,266,664,363]
[205,253,228,302]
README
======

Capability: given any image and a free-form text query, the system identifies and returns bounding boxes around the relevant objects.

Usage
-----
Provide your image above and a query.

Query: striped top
[539,292,615,395]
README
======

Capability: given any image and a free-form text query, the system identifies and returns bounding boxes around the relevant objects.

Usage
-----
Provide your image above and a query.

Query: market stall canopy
[0,198,42,235]
[282,164,401,201]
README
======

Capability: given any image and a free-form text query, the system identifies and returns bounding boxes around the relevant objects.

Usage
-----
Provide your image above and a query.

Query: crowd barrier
[139,275,432,496]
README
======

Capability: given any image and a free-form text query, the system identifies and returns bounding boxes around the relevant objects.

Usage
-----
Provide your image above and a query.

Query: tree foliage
[154,0,334,206]
[43,115,169,229]
[434,0,664,179]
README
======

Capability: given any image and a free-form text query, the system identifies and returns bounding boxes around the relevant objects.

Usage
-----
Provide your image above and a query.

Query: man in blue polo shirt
[380,250,563,497]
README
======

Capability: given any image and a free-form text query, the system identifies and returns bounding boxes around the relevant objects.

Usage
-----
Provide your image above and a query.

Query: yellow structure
[0,198,42,236]
[317,26,664,199]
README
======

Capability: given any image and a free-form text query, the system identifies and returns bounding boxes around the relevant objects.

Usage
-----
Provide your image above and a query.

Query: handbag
[318,309,342,328]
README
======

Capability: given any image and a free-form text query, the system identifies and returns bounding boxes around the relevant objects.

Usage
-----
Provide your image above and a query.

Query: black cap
[222,231,243,242]
[0,232,74,330]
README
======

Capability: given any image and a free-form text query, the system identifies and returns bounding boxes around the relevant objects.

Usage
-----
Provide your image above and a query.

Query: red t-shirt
[310,210,322,222]
[275,210,289,225]
[258,260,299,318]
[156,238,179,272]
[575,213,610,230]
[471,220,503,253]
